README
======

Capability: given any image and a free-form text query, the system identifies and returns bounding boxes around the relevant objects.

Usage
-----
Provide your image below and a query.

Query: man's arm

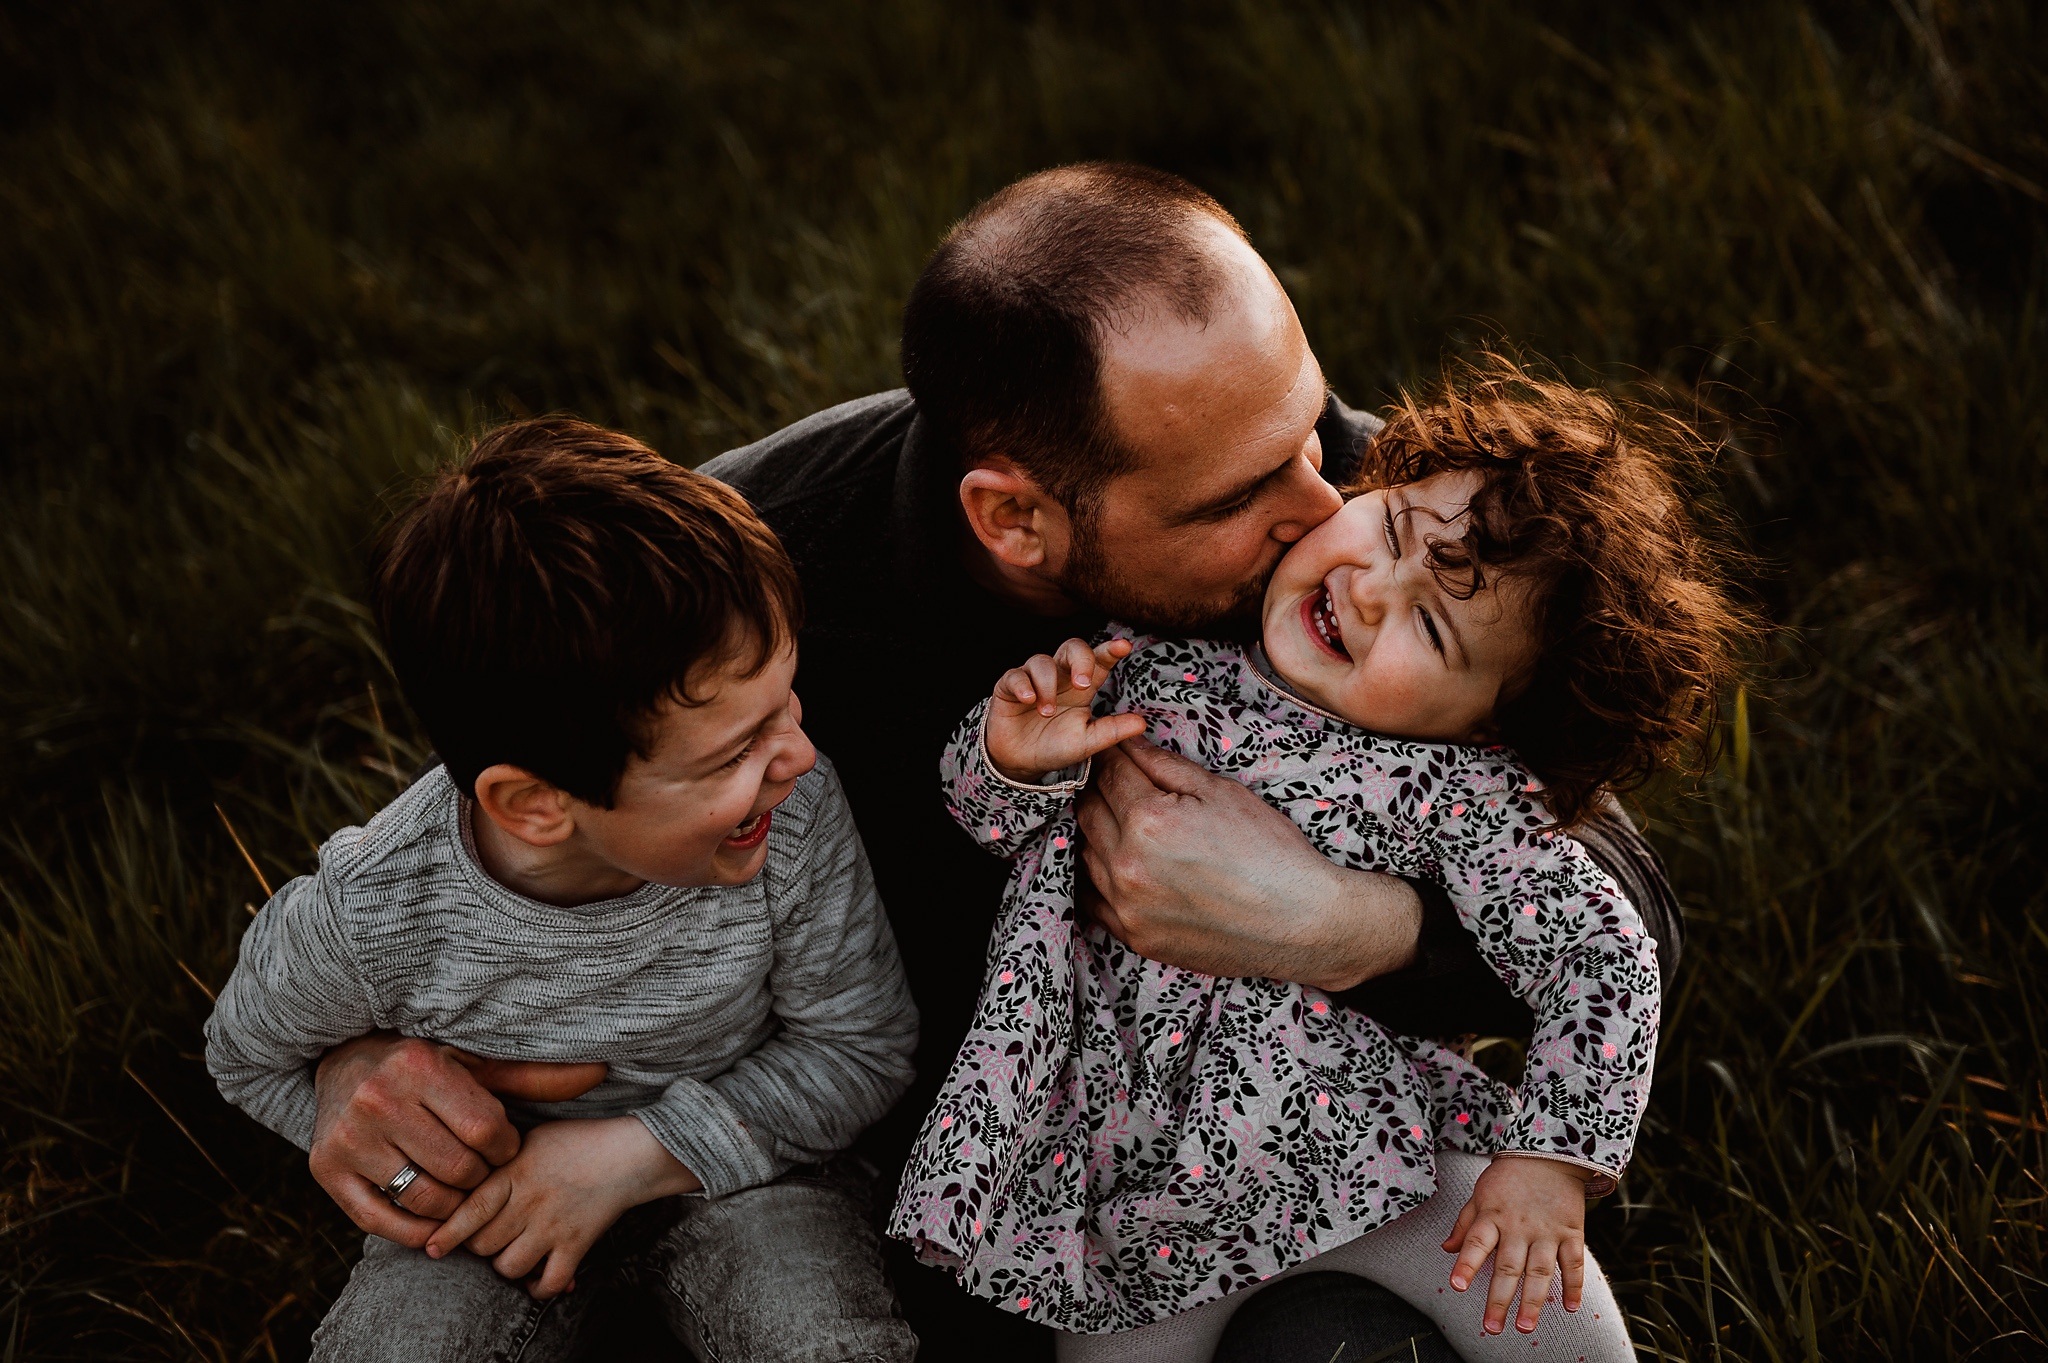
[306,1035,605,1245]
[1075,739,1426,990]
[1079,739,1684,1038]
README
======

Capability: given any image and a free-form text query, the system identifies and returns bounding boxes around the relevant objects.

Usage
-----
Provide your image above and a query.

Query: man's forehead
[1099,318,1322,507]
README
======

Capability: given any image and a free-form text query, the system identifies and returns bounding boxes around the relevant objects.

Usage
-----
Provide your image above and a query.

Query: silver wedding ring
[382,1162,423,1207]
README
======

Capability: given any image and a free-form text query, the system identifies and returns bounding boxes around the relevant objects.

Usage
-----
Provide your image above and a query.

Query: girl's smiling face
[1260,470,1540,743]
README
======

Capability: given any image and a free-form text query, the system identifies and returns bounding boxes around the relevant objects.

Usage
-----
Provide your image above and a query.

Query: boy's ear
[959,462,1073,573]
[472,765,577,848]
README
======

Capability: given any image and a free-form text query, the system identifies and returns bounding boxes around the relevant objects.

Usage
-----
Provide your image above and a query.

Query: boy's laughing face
[470,642,816,905]
[577,644,816,888]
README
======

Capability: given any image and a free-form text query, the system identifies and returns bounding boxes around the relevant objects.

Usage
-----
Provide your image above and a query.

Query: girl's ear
[473,765,577,847]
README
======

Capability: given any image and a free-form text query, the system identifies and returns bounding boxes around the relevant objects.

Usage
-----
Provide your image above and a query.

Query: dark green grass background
[3,2,2044,1358]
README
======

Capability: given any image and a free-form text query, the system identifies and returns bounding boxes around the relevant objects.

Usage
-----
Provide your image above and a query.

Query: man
[305,164,1680,1360]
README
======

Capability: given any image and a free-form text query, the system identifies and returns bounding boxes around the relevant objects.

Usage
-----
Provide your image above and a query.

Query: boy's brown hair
[371,417,802,807]
[1356,355,1755,826]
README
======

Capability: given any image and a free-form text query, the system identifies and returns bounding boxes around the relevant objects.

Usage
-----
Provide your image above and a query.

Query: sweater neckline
[445,780,695,932]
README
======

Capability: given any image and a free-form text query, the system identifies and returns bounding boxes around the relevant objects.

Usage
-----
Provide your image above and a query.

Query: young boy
[204,418,920,1362]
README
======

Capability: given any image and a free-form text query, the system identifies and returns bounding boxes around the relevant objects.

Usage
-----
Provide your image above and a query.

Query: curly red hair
[1355,355,1756,826]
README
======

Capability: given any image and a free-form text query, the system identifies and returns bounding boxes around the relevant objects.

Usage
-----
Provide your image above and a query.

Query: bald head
[901,162,1256,513]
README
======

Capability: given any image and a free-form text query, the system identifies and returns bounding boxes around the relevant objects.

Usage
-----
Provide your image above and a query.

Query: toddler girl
[889,360,1748,1361]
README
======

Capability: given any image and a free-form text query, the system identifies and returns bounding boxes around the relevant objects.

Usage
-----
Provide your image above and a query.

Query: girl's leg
[1308,1149,1634,1363]
[1058,1149,1631,1363]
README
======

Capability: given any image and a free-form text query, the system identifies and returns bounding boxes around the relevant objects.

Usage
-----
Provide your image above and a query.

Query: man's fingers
[1074,787,1122,847]
[1077,874,1125,938]
[410,1068,522,1168]
[365,1103,496,1191]
[1516,1241,1558,1333]
[324,1172,444,1249]
[460,1057,608,1106]
[315,1126,469,1218]
[1089,742,1162,812]
[1559,1237,1586,1312]
[425,1175,513,1259]
[1449,1218,1498,1292]
[388,1164,466,1221]
[1115,736,1220,797]
[1484,1240,1526,1335]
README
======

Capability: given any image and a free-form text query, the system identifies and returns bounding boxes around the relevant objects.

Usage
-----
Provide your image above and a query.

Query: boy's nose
[773,726,819,782]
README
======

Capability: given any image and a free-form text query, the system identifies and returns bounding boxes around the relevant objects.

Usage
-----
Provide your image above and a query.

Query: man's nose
[1268,461,1345,544]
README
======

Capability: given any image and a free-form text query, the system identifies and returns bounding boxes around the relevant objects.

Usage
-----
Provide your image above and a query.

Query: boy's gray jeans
[310,1162,916,1363]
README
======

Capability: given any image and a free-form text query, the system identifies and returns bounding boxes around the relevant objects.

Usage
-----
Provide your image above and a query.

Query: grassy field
[2,1,2044,1358]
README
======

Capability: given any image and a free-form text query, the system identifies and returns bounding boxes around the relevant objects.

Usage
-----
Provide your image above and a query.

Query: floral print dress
[888,629,1660,1335]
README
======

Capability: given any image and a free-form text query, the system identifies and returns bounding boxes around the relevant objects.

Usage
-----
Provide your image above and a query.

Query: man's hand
[424,1116,701,1299]
[308,1033,608,1248]
[1075,738,1424,990]
[1443,1155,1590,1335]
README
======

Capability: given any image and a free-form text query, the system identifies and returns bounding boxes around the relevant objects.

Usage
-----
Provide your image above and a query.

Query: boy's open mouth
[724,809,774,849]
[1302,585,1349,659]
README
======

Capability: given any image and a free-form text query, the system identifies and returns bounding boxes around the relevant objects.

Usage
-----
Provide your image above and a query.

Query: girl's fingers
[424,1174,512,1258]
[1093,637,1134,672]
[1516,1240,1559,1333]
[1441,1197,1480,1255]
[1056,638,1098,691]
[1483,1236,1526,1335]
[1025,655,1060,715]
[995,666,1038,706]
[1448,1216,1497,1292]
[1085,714,1149,750]
[1559,1236,1586,1312]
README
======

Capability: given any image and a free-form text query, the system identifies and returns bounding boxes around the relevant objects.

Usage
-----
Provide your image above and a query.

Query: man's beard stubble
[1056,518,1269,640]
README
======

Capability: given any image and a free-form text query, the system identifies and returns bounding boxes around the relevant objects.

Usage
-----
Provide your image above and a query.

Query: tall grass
[2,2,2043,1357]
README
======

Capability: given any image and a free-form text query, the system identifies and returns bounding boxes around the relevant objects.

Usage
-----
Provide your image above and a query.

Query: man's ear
[473,765,577,848]
[958,462,1072,573]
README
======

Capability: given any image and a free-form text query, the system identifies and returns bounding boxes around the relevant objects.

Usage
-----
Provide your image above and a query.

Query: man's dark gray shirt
[701,389,1684,1174]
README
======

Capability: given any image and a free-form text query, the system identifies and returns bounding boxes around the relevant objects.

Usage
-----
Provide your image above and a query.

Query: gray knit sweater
[203,756,918,1198]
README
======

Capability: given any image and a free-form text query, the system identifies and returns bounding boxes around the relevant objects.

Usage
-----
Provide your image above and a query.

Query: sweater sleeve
[938,697,1088,857]
[203,861,382,1152]
[631,764,919,1198]
[1422,762,1662,1190]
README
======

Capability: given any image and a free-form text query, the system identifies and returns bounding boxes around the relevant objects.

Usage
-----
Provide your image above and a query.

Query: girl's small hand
[988,637,1148,783]
[1442,1154,1590,1335]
